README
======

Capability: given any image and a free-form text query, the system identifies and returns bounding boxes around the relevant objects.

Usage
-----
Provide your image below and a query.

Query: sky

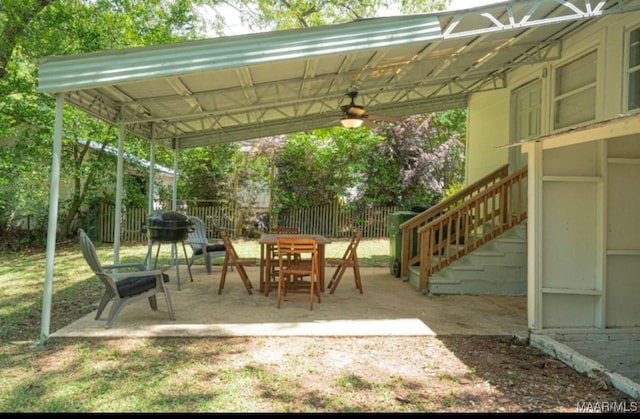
[449,0,504,10]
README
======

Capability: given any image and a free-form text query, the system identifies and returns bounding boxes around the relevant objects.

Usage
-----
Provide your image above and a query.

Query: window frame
[624,25,640,113]
[551,49,599,131]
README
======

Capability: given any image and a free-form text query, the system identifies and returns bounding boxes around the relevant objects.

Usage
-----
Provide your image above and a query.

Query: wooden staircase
[399,164,528,294]
[407,221,527,295]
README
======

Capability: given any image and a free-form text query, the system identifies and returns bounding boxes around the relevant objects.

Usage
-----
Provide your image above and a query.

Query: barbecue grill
[144,211,194,289]
[145,211,193,242]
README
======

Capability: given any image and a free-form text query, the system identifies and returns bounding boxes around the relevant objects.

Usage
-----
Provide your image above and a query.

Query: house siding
[466,90,509,184]
[467,10,640,332]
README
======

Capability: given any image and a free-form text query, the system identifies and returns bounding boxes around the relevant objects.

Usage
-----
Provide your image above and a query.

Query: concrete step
[494,238,527,253]
[466,250,525,267]
[411,260,526,293]
[429,276,527,295]
[408,220,528,296]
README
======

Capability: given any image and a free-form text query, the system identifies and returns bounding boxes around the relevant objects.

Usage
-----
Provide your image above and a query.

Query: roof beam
[156,94,469,148]
[441,0,640,39]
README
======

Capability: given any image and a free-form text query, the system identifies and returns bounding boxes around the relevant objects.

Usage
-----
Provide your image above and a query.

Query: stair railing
[400,164,510,279]
[417,166,528,291]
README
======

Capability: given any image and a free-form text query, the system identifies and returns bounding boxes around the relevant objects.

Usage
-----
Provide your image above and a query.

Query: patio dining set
[78,215,363,329]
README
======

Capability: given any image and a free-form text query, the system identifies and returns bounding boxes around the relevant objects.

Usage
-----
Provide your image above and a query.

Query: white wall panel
[542,294,597,328]
[543,142,599,176]
[466,90,509,184]
[607,164,640,250]
[542,182,599,290]
[606,256,640,327]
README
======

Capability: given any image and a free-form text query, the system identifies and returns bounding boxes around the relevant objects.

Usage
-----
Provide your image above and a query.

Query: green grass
[0,238,618,413]
[234,237,391,267]
[0,237,391,343]
[0,238,402,412]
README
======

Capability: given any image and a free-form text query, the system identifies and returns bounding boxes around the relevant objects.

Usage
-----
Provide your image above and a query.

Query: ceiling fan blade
[362,119,379,129]
[341,92,367,117]
[346,106,366,117]
[366,113,404,122]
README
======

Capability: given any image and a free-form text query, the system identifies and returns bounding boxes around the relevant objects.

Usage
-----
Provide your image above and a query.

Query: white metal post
[39,94,64,344]
[113,125,125,264]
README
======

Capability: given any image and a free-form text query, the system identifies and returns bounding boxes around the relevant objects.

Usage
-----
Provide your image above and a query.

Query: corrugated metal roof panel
[36,0,640,148]
[38,14,442,93]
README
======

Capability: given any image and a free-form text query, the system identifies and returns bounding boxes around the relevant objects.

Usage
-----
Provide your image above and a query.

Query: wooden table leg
[318,243,325,292]
[264,243,273,296]
[259,242,265,293]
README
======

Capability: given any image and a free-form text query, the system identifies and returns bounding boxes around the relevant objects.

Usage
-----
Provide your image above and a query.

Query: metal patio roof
[37,0,639,150]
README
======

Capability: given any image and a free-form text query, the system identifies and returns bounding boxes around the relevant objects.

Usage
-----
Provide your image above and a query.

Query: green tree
[225,0,458,217]
[0,0,459,246]
[362,110,466,208]
[177,144,239,205]
[0,0,213,244]
[270,127,376,209]
[224,0,449,30]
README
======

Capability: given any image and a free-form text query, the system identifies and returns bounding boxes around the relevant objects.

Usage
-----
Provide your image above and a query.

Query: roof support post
[112,125,125,264]
[525,140,543,331]
[39,94,64,345]
[146,126,157,269]
[172,138,179,211]
[170,139,180,264]
[148,129,157,216]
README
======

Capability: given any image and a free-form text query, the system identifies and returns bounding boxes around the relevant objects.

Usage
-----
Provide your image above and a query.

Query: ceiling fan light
[341,117,363,128]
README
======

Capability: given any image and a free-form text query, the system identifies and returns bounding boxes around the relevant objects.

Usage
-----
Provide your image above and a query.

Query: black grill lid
[147,211,191,228]
[145,211,193,242]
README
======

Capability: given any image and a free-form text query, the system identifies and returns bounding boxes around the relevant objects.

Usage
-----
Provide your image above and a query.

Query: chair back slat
[218,230,254,294]
[79,229,102,274]
[275,236,321,309]
[343,231,362,261]
[220,230,241,260]
[186,216,208,246]
[325,231,363,294]
[276,237,317,255]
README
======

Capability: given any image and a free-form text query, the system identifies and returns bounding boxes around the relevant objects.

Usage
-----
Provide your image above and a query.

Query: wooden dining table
[258,233,332,294]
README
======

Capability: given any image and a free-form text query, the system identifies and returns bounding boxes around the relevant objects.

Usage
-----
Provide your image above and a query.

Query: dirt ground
[45,266,639,412]
[226,335,638,413]
[35,334,635,413]
[24,334,637,413]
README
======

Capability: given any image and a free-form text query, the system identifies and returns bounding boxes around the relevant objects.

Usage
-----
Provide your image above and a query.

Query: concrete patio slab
[50,266,528,339]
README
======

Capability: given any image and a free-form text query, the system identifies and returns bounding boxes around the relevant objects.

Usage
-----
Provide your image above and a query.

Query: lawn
[0,238,635,413]
[0,237,392,343]
[1,238,437,413]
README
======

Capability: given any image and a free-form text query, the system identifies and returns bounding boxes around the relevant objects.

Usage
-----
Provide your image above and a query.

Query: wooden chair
[78,228,175,328]
[263,241,280,297]
[326,231,363,294]
[275,236,321,310]
[264,226,300,296]
[218,231,255,295]
[186,216,226,274]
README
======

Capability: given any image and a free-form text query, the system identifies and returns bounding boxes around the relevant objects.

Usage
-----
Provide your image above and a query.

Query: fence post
[98,203,104,243]
[235,208,244,238]
[99,202,398,241]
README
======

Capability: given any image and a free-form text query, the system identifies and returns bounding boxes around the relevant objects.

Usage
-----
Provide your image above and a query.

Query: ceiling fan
[339,91,404,128]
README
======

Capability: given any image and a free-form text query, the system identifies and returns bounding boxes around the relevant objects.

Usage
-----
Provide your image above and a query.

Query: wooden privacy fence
[98,201,399,243]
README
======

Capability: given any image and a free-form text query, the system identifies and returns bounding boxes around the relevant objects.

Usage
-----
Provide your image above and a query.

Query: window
[513,80,542,142]
[553,50,597,129]
[627,27,640,111]
[510,79,542,170]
